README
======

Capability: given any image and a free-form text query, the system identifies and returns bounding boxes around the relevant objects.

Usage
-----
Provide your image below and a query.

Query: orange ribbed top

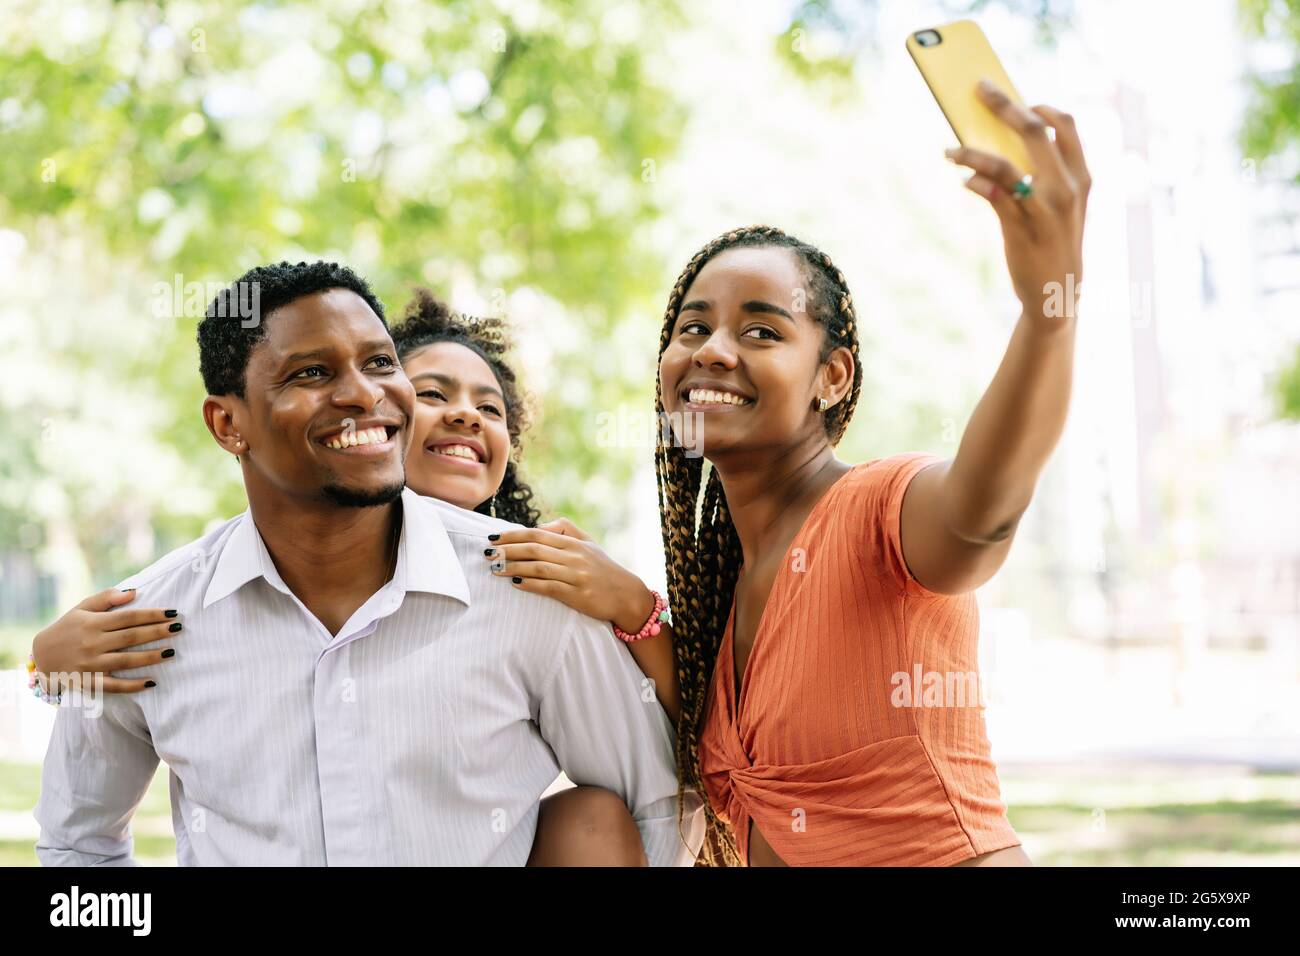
[698,453,1021,866]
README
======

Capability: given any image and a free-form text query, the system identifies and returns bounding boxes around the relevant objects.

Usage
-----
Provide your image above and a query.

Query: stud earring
[817,398,828,413]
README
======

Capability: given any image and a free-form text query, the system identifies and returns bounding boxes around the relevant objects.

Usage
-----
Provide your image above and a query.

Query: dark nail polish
[162,648,176,659]
[483,548,495,556]
[165,609,178,618]
[488,533,500,542]
[169,622,182,632]
[512,576,522,584]
[145,681,156,688]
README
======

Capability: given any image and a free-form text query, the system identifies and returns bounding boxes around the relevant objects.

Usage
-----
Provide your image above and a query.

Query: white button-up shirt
[35,489,702,866]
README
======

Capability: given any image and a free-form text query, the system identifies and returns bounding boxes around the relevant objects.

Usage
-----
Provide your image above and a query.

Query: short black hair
[197,260,388,397]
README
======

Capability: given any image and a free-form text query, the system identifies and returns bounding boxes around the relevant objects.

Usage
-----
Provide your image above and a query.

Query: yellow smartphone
[906,20,1034,175]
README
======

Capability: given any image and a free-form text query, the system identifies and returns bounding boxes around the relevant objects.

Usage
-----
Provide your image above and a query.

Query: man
[36,260,701,865]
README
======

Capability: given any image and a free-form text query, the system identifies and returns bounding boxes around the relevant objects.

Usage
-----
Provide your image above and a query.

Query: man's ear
[203,395,248,458]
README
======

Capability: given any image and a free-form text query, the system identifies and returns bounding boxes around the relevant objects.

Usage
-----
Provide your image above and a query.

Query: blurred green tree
[0,0,685,603]
[1239,0,1300,418]
[1276,345,1300,419]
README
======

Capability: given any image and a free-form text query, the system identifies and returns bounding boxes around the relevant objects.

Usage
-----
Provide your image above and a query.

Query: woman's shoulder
[836,452,946,505]
[828,452,949,597]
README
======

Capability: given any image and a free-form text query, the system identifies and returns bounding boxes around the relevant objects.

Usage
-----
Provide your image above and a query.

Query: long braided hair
[390,287,542,527]
[655,226,864,865]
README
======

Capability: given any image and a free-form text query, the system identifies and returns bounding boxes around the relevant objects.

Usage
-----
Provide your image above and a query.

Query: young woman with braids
[494,81,1091,866]
[30,286,684,865]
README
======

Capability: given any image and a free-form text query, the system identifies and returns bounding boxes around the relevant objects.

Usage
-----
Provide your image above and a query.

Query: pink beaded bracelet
[612,590,670,643]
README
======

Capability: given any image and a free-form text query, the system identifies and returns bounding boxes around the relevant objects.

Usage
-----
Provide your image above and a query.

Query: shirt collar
[393,487,471,605]
[203,488,471,610]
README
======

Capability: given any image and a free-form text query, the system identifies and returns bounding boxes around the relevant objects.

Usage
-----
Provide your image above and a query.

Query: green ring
[1012,175,1034,199]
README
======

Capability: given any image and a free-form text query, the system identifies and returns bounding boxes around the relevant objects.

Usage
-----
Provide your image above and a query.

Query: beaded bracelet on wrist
[612,590,670,643]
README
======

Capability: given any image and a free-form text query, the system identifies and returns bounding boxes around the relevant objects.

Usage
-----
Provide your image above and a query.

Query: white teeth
[324,427,389,449]
[432,444,481,462]
[688,388,750,406]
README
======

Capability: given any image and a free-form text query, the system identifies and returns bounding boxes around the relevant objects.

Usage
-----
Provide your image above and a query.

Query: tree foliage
[0,0,685,594]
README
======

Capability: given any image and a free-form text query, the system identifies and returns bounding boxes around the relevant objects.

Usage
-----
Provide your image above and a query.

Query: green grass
[2,759,1296,866]
[0,757,43,811]
[1007,800,1300,866]
[1001,766,1300,866]
[0,835,177,867]
[0,759,172,818]
[1,759,175,866]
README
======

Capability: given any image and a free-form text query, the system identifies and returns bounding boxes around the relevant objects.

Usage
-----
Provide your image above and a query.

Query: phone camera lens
[915,30,942,47]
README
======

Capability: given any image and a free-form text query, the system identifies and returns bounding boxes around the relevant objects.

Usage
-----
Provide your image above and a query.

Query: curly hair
[654,226,864,866]
[389,287,541,527]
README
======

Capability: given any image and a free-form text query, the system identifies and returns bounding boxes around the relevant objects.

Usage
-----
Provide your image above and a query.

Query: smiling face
[221,288,414,508]
[401,341,510,511]
[658,245,853,460]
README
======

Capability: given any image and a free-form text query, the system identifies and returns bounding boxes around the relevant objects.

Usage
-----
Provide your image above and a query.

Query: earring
[817,398,829,413]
